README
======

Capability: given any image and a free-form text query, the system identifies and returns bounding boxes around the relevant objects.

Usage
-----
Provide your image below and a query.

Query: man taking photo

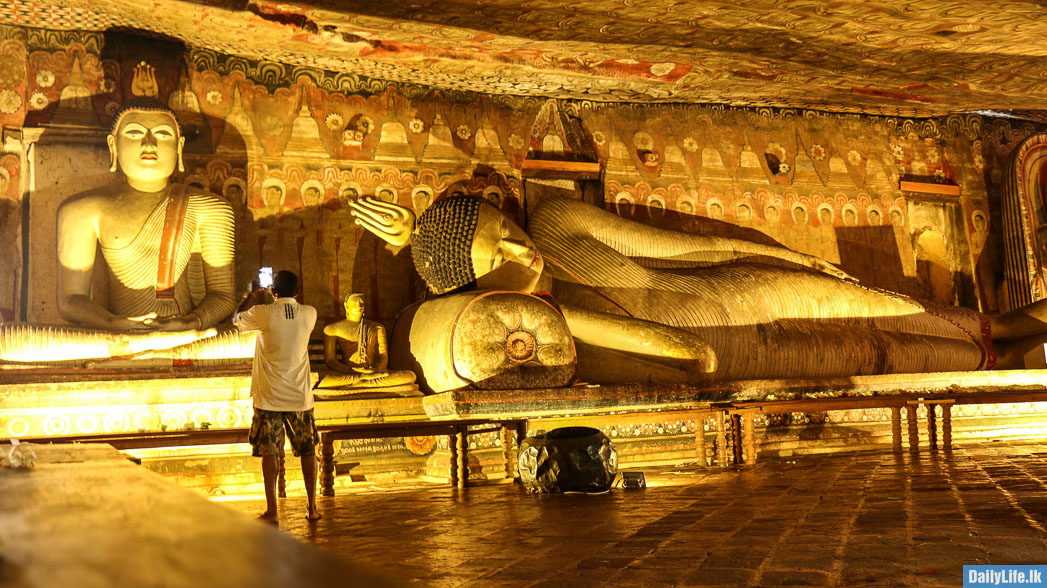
[235,270,320,523]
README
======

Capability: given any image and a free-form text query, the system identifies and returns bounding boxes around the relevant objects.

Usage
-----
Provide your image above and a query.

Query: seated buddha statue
[0,63,250,364]
[349,193,1047,385]
[317,293,417,390]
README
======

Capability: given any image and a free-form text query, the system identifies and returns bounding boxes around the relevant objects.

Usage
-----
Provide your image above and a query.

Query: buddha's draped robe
[335,320,384,369]
[530,198,989,381]
[101,186,235,328]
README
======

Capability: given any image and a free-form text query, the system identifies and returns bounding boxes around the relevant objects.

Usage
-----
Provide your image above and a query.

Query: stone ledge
[422,369,1047,420]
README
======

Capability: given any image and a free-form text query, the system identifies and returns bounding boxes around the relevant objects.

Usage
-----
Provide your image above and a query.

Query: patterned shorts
[249,408,319,458]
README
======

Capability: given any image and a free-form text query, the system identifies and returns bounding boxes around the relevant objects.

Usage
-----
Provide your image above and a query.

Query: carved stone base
[518,426,617,494]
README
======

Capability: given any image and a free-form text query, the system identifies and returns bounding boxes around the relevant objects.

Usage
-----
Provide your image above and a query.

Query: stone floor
[221,442,1047,587]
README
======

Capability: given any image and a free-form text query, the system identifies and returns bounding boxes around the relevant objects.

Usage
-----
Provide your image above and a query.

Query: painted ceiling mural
[2,0,1047,116]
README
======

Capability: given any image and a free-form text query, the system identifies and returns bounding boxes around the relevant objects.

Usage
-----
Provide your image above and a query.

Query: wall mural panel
[2,26,1043,335]
[0,153,21,322]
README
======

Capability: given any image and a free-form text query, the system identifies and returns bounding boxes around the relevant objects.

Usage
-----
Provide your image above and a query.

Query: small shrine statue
[317,293,417,389]
[0,63,250,364]
[348,193,1047,386]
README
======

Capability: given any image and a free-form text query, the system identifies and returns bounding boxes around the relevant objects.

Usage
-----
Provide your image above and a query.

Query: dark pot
[518,426,618,494]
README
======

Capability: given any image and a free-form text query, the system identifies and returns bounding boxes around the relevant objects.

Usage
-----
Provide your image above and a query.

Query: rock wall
[1,25,1044,332]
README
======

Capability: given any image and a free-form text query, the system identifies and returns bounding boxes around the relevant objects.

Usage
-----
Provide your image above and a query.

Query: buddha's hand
[350,367,385,381]
[348,197,415,247]
[109,313,159,331]
[143,314,207,331]
[131,328,218,354]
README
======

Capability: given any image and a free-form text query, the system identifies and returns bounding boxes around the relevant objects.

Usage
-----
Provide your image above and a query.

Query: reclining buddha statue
[349,191,1047,388]
[0,63,252,364]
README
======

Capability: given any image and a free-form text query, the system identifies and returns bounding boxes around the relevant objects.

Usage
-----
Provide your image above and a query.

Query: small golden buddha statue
[0,63,249,364]
[317,293,417,389]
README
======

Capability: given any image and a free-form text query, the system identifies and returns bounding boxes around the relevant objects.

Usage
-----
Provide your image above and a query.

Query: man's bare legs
[302,453,320,521]
[258,453,318,523]
[259,454,279,523]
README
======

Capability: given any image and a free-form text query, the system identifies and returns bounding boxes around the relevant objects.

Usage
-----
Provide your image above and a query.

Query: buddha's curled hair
[412,195,483,294]
[109,97,181,135]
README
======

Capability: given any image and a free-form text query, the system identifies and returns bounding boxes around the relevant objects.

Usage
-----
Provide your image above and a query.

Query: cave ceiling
[6,0,1047,117]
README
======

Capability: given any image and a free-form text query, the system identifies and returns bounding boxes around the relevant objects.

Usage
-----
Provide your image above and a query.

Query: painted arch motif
[1002,133,1047,310]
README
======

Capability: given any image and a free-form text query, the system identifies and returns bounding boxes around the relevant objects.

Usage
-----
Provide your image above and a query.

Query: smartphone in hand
[258,266,273,289]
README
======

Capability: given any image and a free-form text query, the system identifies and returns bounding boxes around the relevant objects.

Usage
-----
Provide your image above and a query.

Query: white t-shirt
[235,298,317,411]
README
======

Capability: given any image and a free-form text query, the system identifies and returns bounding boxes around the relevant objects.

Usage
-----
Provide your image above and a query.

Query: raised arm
[531,198,852,281]
[322,329,352,373]
[188,196,237,327]
[369,322,390,372]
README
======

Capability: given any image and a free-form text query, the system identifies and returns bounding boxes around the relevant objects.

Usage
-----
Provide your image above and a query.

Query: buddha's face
[108,110,184,189]
[344,296,364,321]
[973,215,986,232]
[471,203,543,293]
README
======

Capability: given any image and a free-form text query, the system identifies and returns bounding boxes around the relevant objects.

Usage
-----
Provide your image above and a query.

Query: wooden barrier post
[455,427,469,489]
[927,403,938,451]
[695,416,708,468]
[940,400,955,451]
[448,433,459,487]
[891,407,902,453]
[320,433,336,497]
[277,449,286,498]
[515,421,528,484]
[730,413,743,465]
[501,424,515,480]
[906,404,919,454]
[742,412,756,465]
[715,411,728,467]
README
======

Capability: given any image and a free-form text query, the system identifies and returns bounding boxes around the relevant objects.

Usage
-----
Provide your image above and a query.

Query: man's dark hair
[273,270,298,298]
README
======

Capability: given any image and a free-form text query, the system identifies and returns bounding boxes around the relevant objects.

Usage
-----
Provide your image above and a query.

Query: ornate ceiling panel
[4,0,1047,116]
